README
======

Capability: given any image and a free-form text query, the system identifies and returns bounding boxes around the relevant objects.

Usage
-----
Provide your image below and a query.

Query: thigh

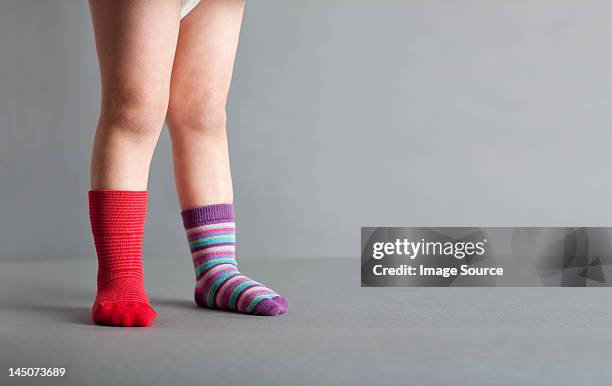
[167,0,246,125]
[89,0,182,116]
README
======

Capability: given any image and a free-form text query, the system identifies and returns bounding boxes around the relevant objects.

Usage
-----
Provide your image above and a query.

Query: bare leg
[167,0,245,208]
[90,0,181,190]
[168,1,288,316]
[88,0,181,327]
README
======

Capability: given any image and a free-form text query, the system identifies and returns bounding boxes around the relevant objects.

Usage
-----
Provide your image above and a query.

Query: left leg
[167,0,240,209]
[167,0,288,316]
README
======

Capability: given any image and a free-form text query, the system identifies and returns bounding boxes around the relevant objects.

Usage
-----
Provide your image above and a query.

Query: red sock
[89,190,157,327]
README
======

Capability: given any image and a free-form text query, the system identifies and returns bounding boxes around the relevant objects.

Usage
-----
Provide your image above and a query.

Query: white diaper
[181,0,202,19]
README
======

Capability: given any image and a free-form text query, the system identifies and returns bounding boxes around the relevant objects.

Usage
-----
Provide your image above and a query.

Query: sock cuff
[181,203,234,228]
[89,190,148,232]
[89,189,148,199]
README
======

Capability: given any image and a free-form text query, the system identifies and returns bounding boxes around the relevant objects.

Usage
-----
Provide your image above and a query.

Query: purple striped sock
[181,203,288,316]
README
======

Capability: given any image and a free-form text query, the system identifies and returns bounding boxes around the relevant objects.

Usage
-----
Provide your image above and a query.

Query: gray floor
[1,256,612,386]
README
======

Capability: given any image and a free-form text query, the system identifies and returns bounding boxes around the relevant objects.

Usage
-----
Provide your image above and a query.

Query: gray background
[2,0,612,261]
[3,2,612,386]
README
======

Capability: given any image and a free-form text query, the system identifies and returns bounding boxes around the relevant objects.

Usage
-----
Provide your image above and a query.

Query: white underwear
[181,0,202,19]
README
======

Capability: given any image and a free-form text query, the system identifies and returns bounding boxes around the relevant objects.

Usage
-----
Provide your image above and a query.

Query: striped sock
[181,204,288,316]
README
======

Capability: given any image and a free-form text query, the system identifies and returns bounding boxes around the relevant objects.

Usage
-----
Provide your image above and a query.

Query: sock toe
[252,296,289,316]
[92,301,157,327]
[134,308,157,326]
[273,296,289,314]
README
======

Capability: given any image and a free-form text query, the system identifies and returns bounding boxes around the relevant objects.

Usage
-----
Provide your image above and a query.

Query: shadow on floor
[0,301,92,326]
[151,298,196,309]
[150,297,269,321]
[0,281,94,326]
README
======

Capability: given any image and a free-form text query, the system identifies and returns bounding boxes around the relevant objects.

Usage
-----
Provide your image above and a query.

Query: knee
[99,88,169,141]
[167,96,228,137]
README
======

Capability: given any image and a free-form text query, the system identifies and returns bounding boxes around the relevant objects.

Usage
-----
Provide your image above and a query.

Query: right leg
[90,0,181,190]
[88,0,181,326]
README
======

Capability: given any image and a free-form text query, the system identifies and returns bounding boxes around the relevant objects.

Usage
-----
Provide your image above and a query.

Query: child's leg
[166,0,288,315]
[166,0,242,208]
[90,0,181,190]
[88,0,181,327]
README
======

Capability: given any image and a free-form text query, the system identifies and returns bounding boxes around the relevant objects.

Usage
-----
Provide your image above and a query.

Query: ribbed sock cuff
[181,203,234,228]
[88,190,148,232]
